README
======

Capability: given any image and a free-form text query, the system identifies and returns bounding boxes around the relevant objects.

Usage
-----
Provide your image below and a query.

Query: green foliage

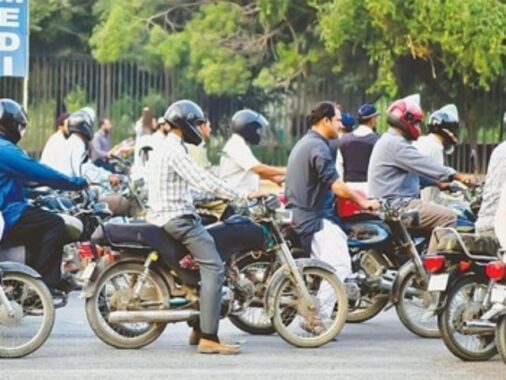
[64,86,90,112]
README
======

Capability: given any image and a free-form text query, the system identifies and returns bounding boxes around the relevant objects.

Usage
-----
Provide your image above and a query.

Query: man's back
[339,131,379,182]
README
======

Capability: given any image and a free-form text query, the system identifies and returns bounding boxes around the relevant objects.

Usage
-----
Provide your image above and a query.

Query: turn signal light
[423,255,446,273]
[458,260,472,272]
[485,261,506,281]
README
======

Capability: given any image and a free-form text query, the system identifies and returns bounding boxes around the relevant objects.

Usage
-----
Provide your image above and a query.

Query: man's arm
[330,179,379,210]
[251,164,286,180]
[0,145,86,190]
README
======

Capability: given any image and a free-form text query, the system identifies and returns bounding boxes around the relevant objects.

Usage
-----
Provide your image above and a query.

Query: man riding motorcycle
[368,95,475,254]
[414,104,460,202]
[0,98,88,295]
[145,99,263,355]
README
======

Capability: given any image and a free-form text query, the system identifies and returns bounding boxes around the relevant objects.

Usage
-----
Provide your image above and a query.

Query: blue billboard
[0,0,28,77]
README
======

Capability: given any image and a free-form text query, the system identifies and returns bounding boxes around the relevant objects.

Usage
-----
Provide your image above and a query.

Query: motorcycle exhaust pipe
[108,310,199,324]
[463,320,496,334]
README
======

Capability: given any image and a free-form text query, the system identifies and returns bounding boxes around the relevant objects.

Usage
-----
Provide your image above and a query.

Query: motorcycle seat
[436,233,500,256]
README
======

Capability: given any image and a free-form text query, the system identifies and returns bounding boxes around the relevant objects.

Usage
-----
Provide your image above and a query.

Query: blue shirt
[0,136,87,237]
[285,130,340,236]
[368,129,456,203]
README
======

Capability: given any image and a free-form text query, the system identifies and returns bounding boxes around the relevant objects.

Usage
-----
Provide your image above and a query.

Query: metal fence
[0,55,501,172]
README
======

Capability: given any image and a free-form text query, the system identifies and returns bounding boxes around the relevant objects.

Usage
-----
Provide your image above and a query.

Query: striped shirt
[146,133,247,226]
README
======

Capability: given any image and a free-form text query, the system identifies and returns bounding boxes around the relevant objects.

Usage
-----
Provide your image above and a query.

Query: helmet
[0,98,28,144]
[164,100,205,145]
[387,95,424,141]
[67,107,95,142]
[428,104,459,154]
[341,112,356,132]
[231,109,269,145]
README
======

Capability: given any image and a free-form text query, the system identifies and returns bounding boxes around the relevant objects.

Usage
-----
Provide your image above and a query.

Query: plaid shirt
[476,141,506,232]
[146,133,247,226]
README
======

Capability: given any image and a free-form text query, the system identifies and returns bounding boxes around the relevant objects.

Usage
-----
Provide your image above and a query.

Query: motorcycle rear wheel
[439,275,497,361]
[85,262,169,349]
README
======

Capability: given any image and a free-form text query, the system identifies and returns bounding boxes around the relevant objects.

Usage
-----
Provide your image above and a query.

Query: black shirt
[285,130,340,237]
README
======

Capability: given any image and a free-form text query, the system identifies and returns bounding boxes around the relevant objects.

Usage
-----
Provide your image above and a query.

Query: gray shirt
[91,130,112,161]
[285,130,339,236]
[476,140,506,232]
[368,128,456,202]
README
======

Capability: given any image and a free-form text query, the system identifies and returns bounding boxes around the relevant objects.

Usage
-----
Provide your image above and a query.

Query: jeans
[163,214,225,335]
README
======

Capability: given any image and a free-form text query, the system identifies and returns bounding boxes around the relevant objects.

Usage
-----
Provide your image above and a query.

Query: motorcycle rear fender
[263,258,336,318]
[0,261,41,278]
[82,251,178,299]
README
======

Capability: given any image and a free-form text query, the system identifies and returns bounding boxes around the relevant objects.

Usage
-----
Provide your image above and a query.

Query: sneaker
[299,316,327,335]
[198,338,240,355]
[189,328,201,346]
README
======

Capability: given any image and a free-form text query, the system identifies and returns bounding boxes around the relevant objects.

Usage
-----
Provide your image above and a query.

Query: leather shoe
[189,329,201,346]
[198,338,240,355]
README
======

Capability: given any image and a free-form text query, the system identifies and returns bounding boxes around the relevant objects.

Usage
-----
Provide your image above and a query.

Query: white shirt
[413,134,444,202]
[146,133,246,226]
[40,130,67,169]
[45,134,110,183]
[495,183,506,249]
[219,133,260,192]
[336,125,374,181]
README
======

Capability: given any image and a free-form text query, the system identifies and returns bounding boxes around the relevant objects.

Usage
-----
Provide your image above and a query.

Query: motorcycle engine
[359,250,387,282]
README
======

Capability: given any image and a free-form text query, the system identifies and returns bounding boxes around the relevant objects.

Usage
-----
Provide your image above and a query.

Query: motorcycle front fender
[0,261,41,278]
[263,258,336,318]
[391,261,416,304]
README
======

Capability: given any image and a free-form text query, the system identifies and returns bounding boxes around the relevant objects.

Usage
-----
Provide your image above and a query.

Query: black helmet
[231,109,268,145]
[0,98,28,144]
[427,104,459,153]
[67,107,95,142]
[164,100,205,145]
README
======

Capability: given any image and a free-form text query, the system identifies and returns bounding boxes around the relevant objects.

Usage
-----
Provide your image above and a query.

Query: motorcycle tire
[0,272,55,358]
[85,262,169,349]
[439,275,497,361]
[395,265,440,338]
[496,315,506,365]
[271,267,347,348]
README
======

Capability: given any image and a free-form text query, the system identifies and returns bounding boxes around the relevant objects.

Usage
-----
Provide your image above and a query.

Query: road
[1,294,504,380]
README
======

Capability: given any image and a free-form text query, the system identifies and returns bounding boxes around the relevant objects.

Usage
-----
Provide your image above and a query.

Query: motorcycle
[0,261,55,358]
[424,227,499,361]
[487,250,506,365]
[82,195,348,348]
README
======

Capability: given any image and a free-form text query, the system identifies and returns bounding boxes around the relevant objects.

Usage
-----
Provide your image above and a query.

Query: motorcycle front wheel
[271,267,347,348]
[496,315,506,365]
[395,265,440,338]
[0,272,55,358]
[85,262,169,349]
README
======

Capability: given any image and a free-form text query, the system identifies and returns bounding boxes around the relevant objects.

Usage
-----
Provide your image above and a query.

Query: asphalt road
[1,294,504,380]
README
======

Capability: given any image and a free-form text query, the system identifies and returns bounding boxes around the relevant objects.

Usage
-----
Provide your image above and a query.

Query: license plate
[491,284,506,304]
[427,273,449,292]
[81,262,97,282]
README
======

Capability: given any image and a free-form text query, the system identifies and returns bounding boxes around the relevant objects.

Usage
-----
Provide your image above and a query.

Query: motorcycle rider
[336,104,380,193]
[414,104,460,202]
[0,99,88,294]
[285,101,379,333]
[146,100,263,354]
[40,111,70,168]
[219,109,286,192]
[368,95,475,254]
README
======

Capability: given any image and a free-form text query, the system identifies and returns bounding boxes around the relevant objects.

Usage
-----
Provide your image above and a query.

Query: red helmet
[387,98,424,141]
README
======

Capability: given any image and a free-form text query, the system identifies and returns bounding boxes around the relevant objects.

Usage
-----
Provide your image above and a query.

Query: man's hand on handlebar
[247,190,268,200]
[454,172,477,188]
[359,198,380,212]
